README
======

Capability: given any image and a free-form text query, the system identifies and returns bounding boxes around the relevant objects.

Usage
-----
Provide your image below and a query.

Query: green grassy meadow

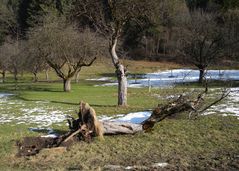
[0,61,238,170]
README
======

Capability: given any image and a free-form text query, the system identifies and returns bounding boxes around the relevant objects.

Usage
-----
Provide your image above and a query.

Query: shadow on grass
[176,80,239,88]
[90,104,117,108]
[17,96,116,108]
[0,83,63,93]
[29,127,69,135]
[16,96,79,105]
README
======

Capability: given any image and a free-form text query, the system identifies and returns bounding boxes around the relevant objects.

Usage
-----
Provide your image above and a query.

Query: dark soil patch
[16,134,77,157]
[16,137,59,157]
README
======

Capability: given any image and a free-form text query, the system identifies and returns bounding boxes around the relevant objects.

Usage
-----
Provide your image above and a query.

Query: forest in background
[0,0,239,95]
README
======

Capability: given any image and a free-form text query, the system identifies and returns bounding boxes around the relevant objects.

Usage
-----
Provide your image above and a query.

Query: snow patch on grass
[203,88,239,118]
[86,77,112,81]
[0,94,72,127]
[99,111,151,124]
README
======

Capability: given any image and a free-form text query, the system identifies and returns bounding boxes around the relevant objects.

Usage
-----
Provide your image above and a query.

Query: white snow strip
[152,163,169,168]
[40,134,59,138]
[99,111,151,124]
[0,93,13,98]
[86,77,112,81]
[94,69,239,88]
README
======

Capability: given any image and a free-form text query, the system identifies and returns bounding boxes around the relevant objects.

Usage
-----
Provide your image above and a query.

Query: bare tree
[70,0,154,106]
[0,38,24,82]
[29,16,103,92]
[22,52,46,82]
[0,42,11,82]
[9,40,25,81]
[178,11,225,83]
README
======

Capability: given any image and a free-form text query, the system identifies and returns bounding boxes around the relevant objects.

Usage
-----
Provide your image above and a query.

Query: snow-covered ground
[0,93,72,127]
[99,111,152,124]
[203,88,239,118]
[92,69,239,88]
[1,87,239,128]
[1,69,239,128]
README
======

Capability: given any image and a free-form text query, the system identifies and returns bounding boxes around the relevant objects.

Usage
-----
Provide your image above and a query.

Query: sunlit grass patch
[0,77,238,170]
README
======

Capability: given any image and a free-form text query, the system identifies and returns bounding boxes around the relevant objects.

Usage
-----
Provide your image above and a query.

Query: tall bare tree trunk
[33,73,38,82]
[1,71,6,83]
[13,68,18,81]
[110,36,127,106]
[75,70,80,83]
[116,64,127,106]
[63,78,72,92]
[199,68,206,84]
[45,68,50,82]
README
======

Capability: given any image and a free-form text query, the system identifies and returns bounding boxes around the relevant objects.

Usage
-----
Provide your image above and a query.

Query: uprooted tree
[16,88,230,156]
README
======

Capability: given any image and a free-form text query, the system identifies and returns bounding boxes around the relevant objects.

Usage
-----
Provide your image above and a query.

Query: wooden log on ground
[102,121,143,135]
[141,93,205,130]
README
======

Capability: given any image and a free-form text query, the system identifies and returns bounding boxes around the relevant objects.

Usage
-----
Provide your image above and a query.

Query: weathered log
[142,93,205,130]
[100,92,206,134]
[102,121,143,135]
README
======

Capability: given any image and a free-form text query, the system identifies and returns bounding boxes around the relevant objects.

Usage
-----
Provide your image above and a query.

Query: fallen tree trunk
[63,92,207,136]
[141,92,205,130]
[17,89,230,156]
[102,121,143,135]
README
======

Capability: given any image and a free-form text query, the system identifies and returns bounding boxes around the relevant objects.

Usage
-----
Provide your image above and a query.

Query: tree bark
[45,68,50,82]
[102,121,143,135]
[1,71,6,83]
[33,73,38,82]
[63,78,72,92]
[75,70,80,83]
[116,64,127,106]
[199,68,206,83]
[13,69,18,81]
[110,35,127,106]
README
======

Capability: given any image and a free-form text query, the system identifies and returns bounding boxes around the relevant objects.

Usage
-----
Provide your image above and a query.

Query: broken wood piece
[63,124,93,143]
[40,147,67,154]
[102,121,143,135]
[63,129,82,143]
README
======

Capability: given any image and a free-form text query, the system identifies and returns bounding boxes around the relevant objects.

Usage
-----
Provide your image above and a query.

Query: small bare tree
[0,39,25,82]
[29,16,103,92]
[0,42,11,82]
[22,51,46,82]
[178,11,225,83]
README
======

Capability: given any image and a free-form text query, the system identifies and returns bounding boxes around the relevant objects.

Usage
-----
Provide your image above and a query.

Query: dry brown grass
[80,58,184,79]
[122,59,184,73]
